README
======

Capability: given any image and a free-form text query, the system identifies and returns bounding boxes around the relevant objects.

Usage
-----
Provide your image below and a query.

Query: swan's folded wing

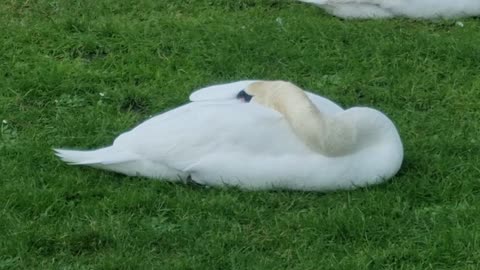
[112,102,302,173]
[189,80,258,102]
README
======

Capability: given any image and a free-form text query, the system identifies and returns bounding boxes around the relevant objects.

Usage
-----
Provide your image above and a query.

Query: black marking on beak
[237,90,253,103]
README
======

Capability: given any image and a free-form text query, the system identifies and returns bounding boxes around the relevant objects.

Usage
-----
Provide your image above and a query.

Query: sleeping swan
[299,0,480,19]
[55,80,403,191]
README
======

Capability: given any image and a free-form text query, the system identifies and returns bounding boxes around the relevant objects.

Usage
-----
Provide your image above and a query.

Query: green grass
[1,0,480,268]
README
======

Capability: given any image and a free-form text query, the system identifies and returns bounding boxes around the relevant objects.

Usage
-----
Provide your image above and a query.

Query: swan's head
[237,81,311,112]
[237,80,357,157]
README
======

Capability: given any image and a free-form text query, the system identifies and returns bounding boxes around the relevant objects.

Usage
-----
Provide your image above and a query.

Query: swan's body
[55,80,403,191]
[299,0,480,19]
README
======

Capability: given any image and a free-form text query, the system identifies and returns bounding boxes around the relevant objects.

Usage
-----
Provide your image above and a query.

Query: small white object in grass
[456,21,464,27]
[99,92,105,97]
[2,120,7,124]
[275,17,283,26]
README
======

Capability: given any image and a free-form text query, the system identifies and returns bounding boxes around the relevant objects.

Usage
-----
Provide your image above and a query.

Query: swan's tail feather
[54,147,187,179]
[54,147,135,166]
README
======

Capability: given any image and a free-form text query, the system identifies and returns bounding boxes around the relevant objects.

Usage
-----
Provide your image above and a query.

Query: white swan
[55,80,403,191]
[299,0,480,19]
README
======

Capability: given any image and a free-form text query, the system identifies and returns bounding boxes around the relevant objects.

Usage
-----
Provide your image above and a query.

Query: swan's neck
[271,91,356,156]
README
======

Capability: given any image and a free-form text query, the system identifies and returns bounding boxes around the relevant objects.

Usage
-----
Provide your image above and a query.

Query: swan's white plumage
[299,0,480,19]
[55,80,403,191]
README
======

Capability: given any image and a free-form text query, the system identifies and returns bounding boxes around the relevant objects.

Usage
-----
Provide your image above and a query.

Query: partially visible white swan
[299,0,480,19]
[55,80,403,191]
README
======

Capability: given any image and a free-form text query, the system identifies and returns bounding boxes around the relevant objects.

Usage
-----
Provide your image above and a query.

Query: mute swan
[55,80,403,191]
[299,0,480,19]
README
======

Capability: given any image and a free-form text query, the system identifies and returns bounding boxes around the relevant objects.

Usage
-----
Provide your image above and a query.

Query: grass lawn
[1,0,480,269]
